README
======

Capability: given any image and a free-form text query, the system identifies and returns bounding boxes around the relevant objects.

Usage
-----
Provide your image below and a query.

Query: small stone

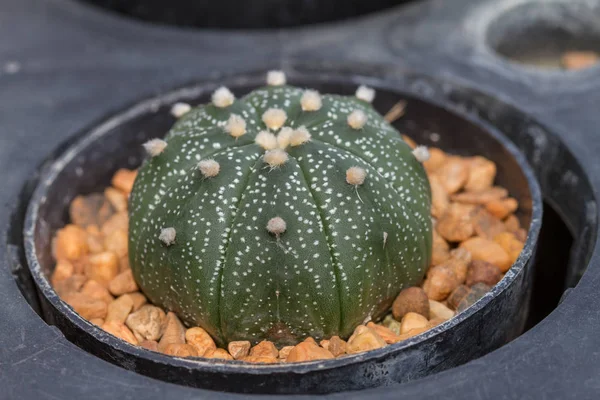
[69,194,114,228]
[262,108,287,130]
[562,51,599,70]
[241,355,277,364]
[266,70,286,86]
[163,343,199,357]
[81,279,114,304]
[465,156,496,192]
[54,274,86,297]
[392,286,430,320]
[204,348,234,360]
[366,322,400,344]
[101,212,128,237]
[85,252,119,287]
[431,230,450,266]
[400,312,429,334]
[125,305,166,342]
[451,187,508,205]
[111,169,137,195]
[105,294,134,324]
[198,159,220,178]
[447,285,470,310]
[104,229,128,258]
[457,283,491,312]
[185,327,217,356]
[355,85,375,103]
[428,300,455,321]
[460,237,511,272]
[85,225,105,254]
[472,208,506,240]
[382,315,402,335]
[321,336,347,357]
[212,86,235,108]
[263,149,288,167]
[395,326,430,342]
[139,340,159,352]
[466,260,502,287]
[228,340,251,360]
[89,318,104,327]
[423,148,447,172]
[53,225,89,261]
[278,346,294,360]
[102,320,139,345]
[51,260,74,287]
[104,187,127,213]
[170,102,191,118]
[423,264,460,301]
[435,157,469,194]
[486,198,519,220]
[494,232,524,265]
[346,166,366,186]
[300,90,322,111]
[158,312,186,352]
[225,114,246,138]
[63,292,108,320]
[124,292,148,311]
[143,139,167,157]
[429,175,449,218]
[285,341,334,362]
[504,215,521,233]
[436,203,476,242]
[108,269,139,296]
[250,341,279,359]
[347,109,367,129]
[346,325,387,354]
[445,248,472,283]
[159,227,176,246]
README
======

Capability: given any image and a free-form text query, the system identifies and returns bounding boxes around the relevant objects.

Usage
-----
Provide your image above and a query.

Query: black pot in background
[78,0,415,29]
[23,69,542,394]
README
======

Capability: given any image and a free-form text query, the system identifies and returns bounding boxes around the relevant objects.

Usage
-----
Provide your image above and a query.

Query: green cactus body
[129,81,432,346]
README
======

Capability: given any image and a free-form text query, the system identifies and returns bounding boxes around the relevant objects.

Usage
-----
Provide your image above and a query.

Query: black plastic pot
[22,69,542,394]
[78,0,414,29]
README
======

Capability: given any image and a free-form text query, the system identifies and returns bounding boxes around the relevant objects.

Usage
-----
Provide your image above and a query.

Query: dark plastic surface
[1,0,599,398]
[23,72,541,394]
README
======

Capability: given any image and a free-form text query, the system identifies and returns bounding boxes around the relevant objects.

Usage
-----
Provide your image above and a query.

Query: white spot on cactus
[211,86,235,108]
[355,85,375,103]
[255,130,278,150]
[262,108,287,130]
[170,102,191,117]
[277,127,294,149]
[159,227,176,246]
[290,126,311,147]
[412,145,430,162]
[347,109,367,129]
[346,166,366,186]
[198,159,220,178]
[266,70,286,86]
[266,217,287,236]
[225,114,246,138]
[300,90,322,111]
[143,138,167,157]
[263,149,288,168]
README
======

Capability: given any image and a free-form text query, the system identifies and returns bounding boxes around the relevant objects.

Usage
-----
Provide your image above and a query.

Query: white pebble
[143,139,167,157]
[263,149,288,167]
[346,166,367,185]
[356,85,375,103]
[225,114,246,138]
[290,126,311,147]
[255,131,278,150]
[267,217,287,235]
[412,145,431,162]
[262,108,287,130]
[212,86,235,108]
[198,159,220,178]
[159,227,176,246]
[300,90,322,111]
[266,70,286,86]
[347,109,367,129]
[170,102,191,118]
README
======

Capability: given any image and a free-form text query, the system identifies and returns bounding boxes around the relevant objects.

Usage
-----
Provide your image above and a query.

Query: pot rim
[22,65,543,375]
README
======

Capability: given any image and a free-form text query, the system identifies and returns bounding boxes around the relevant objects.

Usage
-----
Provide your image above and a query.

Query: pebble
[185,327,216,356]
[428,300,455,321]
[285,341,334,362]
[466,260,502,287]
[447,285,470,310]
[249,340,279,359]
[346,326,387,354]
[400,312,429,334]
[158,312,186,352]
[125,305,166,342]
[423,265,460,301]
[228,341,251,360]
[460,237,512,272]
[457,283,492,312]
[392,286,430,320]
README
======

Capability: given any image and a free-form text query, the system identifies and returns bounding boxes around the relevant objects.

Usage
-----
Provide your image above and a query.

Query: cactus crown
[129,73,432,346]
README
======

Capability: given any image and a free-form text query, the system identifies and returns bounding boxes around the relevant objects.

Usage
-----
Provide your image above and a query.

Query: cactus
[129,72,432,346]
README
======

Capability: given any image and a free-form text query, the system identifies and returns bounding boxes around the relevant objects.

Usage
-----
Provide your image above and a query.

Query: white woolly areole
[198,159,220,178]
[143,138,167,157]
[355,85,376,103]
[170,102,191,117]
[300,90,322,111]
[412,145,431,162]
[255,131,278,150]
[263,149,288,167]
[277,127,294,149]
[347,109,367,129]
[225,114,246,138]
[267,216,287,235]
[290,126,311,147]
[212,86,235,108]
[346,166,367,186]
[266,70,286,86]
[262,108,287,130]
[159,227,176,246]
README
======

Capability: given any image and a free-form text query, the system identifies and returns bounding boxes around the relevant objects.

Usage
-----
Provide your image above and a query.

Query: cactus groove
[129,75,432,346]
